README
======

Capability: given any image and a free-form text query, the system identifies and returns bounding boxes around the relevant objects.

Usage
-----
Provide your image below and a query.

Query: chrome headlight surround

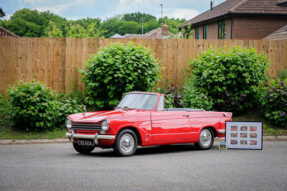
[101,119,109,131]
[66,118,72,129]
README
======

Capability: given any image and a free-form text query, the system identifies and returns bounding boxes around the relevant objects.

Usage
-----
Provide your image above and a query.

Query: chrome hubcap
[200,129,212,147]
[120,134,134,153]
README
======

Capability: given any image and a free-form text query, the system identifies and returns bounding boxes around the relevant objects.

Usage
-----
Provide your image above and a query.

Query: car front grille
[72,123,101,131]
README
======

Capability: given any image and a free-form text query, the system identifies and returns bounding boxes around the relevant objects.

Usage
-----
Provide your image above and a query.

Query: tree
[5,18,41,37]
[43,21,63,38]
[123,12,157,23]
[65,22,105,38]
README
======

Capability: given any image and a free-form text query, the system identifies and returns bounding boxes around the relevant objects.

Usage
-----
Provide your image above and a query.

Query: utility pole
[160,4,163,26]
[141,18,144,34]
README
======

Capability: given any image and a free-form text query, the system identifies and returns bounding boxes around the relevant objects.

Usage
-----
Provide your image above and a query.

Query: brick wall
[190,19,232,39]
[187,15,287,40]
[232,15,287,39]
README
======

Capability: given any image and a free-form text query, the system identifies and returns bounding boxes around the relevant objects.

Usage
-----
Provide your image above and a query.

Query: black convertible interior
[165,108,205,112]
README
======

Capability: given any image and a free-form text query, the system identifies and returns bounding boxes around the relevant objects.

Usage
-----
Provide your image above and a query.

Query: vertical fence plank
[0,37,5,93]
[32,38,38,81]
[65,38,72,93]
[60,38,66,93]
[38,38,44,83]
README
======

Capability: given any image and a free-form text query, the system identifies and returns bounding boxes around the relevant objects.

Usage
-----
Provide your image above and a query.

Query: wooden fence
[0,37,287,94]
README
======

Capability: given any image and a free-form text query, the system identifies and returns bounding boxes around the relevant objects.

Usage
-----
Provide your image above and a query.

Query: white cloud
[23,0,47,3]
[162,8,199,20]
[35,4,70,14]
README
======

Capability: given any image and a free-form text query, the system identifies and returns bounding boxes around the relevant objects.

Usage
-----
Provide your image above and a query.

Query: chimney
[210,1,213,10]
[162,22,169,36]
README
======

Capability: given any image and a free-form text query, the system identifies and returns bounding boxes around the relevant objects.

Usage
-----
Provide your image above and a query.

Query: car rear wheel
[114,129,138,156]
[73,143,95,154]
[195,128,214,150]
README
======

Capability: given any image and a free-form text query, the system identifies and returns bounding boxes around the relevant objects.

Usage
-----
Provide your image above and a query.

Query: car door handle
[183,114,189,117]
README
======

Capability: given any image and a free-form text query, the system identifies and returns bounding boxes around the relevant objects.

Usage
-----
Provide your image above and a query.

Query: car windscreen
[117,94,158,110]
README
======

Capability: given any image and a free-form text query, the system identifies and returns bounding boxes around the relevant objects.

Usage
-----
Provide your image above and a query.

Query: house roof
[264,24,287,39]
[124,28,170,39]
[277,0,287,6]
[179,0,287,28]
[110,33,124,39]
[0,7,5,17]
[0,26,19,37]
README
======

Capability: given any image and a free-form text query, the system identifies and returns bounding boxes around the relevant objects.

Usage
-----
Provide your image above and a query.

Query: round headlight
[66,118,72,129]
[101,119,109,131]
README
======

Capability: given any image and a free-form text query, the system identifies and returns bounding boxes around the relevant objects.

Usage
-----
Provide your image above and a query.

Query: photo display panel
[226,122,263,150]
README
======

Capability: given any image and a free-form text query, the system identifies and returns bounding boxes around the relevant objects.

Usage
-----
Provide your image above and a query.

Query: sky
[0,0,226,21]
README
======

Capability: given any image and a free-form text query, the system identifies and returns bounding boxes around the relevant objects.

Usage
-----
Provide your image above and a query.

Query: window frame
[218,20,226,39]
[203,25,207,39]
[195,27,200,39]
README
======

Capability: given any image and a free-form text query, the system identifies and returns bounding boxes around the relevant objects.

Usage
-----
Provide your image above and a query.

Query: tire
[73,143,95,154]
[114,129,138,156]
[195,128,214,150]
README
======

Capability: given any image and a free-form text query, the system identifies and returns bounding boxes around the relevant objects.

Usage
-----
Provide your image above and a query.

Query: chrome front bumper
[66,132,116,145]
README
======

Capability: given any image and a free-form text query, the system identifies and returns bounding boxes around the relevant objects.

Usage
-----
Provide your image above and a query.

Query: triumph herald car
[66,92,232,156]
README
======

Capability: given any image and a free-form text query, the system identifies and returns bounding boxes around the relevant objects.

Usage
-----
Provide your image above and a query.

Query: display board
[225,121,263,150]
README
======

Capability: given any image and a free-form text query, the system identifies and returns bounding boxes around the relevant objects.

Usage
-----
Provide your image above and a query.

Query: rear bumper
[66,132,116,145]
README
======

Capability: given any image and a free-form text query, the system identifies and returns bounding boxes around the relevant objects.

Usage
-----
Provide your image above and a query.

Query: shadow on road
[68,143,217,158]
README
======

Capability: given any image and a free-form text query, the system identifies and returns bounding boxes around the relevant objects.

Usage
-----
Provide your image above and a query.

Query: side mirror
[123,106,129,111]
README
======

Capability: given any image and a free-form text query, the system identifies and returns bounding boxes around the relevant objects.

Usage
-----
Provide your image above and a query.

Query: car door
[151,95,191,142]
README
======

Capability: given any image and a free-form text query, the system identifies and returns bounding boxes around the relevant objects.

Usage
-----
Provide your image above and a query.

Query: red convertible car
[66,92,232,156]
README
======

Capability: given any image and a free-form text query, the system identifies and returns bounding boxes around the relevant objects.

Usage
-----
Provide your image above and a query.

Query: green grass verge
[0,125,67,140]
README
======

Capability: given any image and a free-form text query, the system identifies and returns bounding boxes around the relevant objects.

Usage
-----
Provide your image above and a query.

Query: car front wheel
[114,129,138,156]
[73,143,95,154]
[195,128,214,150]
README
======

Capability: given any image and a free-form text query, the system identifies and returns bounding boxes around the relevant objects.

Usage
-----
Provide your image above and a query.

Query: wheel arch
[117,126,143,146]
[202,126,218,137]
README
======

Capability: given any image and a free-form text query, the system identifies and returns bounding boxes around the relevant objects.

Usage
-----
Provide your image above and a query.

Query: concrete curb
[0,139,70,145]
[0,136,287,145]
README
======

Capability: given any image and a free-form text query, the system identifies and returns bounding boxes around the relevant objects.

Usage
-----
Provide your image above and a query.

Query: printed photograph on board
[250,140,257,145]
[231,133,238,138]
[240,133,248,138]
[230,140,238,145]
[250,126,257,131]
[240,126,248,131]
[250,133,257,138]
[240,140,248,145]
[231,126,238,131]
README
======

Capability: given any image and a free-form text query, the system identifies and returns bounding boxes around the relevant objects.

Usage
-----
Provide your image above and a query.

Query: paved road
[1,142,287,191]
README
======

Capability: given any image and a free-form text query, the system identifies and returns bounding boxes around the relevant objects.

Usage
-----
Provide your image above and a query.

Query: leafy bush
[189,46,269,113]
[277,69,287,80]
[157,79,182,108]
[0,94,12,126]
[80,42,161,109]
[180,75,213,110]
[7,80,83,131]
[262,79,287,127]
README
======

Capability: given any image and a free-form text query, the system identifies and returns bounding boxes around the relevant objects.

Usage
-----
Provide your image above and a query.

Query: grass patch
[232,108,287,136]
[0,125,67,140]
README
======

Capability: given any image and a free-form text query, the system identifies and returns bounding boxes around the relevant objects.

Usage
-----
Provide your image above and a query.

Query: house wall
[190,19,232,39]
[232,15,287,39]
[187,15,287,40]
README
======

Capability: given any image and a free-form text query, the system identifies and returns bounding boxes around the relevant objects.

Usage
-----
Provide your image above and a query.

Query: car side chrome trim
[66,133,115,141]
[218,129,225,134]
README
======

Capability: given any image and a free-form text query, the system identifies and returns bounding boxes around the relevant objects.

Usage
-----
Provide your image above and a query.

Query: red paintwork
[67,92,232,147]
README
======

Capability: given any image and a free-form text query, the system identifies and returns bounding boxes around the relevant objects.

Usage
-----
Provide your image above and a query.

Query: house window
[195,27,200,39]
[218,20,226,39]
[203,25,207,39]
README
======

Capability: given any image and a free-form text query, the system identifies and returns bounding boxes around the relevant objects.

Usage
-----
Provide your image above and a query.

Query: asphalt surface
[0,142,287,191]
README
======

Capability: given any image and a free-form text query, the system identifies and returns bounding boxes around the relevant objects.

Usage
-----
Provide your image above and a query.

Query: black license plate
[78,139,95,147]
